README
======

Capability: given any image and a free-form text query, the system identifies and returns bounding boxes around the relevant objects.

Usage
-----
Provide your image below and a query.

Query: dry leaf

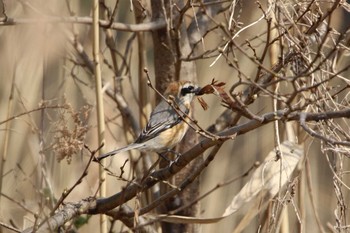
[223,141,303,216]
[146,141,303,225]
[196,79,226,96]
[197,96,209,110]
[196,79,242,112]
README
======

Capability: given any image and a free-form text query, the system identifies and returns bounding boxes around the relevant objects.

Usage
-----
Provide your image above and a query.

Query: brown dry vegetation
[0,0,350,233]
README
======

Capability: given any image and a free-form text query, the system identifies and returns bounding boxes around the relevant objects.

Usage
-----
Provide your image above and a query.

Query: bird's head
[164,80,200,104]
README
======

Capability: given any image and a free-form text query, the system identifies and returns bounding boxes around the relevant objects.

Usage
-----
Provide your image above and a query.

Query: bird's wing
[135,99,189,143]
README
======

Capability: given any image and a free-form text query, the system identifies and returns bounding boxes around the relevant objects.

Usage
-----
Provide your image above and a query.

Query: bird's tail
[97,143,144,161]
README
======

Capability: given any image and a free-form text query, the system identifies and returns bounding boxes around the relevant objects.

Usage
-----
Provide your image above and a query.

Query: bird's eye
[181,85,195,96]
[186,85,194,91]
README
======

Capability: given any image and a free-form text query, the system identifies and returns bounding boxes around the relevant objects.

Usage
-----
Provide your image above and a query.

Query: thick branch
[22,200,93,233]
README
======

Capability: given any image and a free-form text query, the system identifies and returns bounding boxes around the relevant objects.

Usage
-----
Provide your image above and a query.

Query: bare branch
[0,16,166,32]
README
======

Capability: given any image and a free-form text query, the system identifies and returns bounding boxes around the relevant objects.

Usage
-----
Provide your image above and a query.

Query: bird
[97,80,200,161]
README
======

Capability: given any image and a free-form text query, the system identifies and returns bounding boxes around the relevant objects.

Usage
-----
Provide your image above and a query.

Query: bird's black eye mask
[181,85,200,96]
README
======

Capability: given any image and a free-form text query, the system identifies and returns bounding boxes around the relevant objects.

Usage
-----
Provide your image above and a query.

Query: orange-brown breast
[159,121,190,148]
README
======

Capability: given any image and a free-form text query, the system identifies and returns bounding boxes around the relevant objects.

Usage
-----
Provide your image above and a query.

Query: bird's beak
[193,86,201,95]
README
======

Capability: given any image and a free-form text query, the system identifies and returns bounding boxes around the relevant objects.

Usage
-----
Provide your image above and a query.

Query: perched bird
[97,80,200,161]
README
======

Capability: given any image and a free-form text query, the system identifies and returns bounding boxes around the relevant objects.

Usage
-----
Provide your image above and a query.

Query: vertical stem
[92,0,107,232]
[299,169,306,232]
[133,0,149,129]
[268,3,290,233]
[0,67,15,208]
[40,42,55,210]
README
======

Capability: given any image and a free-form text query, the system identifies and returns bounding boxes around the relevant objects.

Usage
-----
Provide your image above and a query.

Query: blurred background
[0,0,349,232]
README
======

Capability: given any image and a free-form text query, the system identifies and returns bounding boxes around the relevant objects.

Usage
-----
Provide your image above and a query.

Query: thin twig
[0,192,36,215]
[50,144,103,214]
[299,112,350,146]
[0,221,20,233]
[0,105,68,125]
